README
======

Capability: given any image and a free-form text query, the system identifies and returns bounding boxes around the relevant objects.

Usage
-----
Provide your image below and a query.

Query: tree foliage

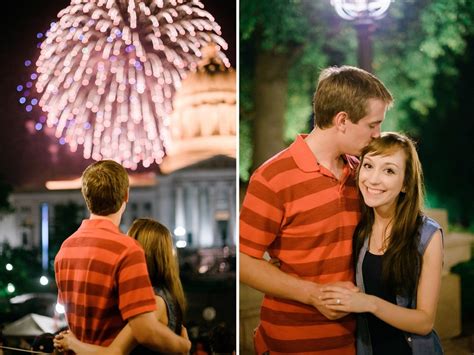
[0,243,56,299]
[375,0,474,131]
[240,0,354,178]
[0,175,13,213]
[49,202,83,261]
[413,34,474,229]
[240,0,474,227]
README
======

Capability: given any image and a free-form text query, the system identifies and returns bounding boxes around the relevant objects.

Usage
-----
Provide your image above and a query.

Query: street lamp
[331,0,392,72]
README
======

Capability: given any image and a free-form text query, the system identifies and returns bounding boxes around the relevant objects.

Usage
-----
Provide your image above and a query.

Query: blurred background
[239,1,474,354]
[0,1,236,354]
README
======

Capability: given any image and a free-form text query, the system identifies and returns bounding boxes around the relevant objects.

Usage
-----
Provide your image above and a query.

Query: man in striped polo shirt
[240,66,393,354]
[55,160,190,353]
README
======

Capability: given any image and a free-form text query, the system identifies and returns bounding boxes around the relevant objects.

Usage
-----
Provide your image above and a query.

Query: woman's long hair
[353,132,424,296]
[128,218,187,317]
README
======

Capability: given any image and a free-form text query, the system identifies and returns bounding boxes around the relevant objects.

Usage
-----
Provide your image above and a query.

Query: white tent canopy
[2,313,65,337]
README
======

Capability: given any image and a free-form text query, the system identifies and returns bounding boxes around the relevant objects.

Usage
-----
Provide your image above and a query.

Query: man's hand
[240,253,358,320]
[331,281,359,293]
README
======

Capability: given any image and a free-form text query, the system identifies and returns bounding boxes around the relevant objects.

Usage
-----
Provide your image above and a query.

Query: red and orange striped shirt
[54,219,156,345]
[240,135,361,355]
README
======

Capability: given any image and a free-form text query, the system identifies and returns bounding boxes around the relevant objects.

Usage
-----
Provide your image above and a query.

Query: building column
[175,185,186,240]
[199,184,213,247]
[188,184,200,247]
[208,184,218,246]
[156,175,174,231]
[228,183,236,246]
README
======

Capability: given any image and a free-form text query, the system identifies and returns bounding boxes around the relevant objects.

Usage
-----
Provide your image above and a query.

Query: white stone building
[0,44,237,254]
[2,156,236,252]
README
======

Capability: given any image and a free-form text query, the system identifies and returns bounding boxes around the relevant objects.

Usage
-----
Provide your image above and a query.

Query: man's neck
[89,212,122,227]
[305,128,345,175]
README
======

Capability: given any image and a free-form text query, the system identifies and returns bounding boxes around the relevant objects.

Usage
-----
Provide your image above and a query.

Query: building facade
[1,156,236,252]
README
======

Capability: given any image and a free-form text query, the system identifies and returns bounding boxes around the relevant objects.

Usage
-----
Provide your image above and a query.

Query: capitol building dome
[160,44,236,174]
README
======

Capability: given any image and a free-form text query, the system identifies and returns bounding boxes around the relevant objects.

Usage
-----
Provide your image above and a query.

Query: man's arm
[128,311,191,353]
[240,253,352,320]
[117,245,189,353]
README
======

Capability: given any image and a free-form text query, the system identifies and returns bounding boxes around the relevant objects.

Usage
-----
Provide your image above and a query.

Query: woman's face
[358,149,406,214]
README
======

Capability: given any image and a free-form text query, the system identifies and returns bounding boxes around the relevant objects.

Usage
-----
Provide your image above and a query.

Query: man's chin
[344,145,363,157]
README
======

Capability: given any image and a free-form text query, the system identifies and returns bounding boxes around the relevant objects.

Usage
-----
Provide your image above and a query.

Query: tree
[240,0,352,178]
[240,0,474,228]
[374,0,474,228]
[49,202,83,263]
[0,243,56,299]
[0,175,13,213]
[413,33,474,229]
[375,0,474,131]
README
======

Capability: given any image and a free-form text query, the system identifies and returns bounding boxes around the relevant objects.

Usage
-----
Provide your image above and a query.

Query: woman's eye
[385,169,395,174]
[363,163,372,169]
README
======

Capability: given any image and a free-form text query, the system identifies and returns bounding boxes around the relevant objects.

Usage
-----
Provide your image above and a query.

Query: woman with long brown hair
[320,132,444,355]
[54,218,187,355]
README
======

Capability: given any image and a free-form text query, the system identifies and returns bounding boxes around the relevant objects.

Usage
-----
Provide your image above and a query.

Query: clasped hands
[268,257,369,319]
[307,281,365,320]
[318,284,373,315]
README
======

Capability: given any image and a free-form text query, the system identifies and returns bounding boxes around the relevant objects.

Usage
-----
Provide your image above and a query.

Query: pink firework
[34,0,229,169]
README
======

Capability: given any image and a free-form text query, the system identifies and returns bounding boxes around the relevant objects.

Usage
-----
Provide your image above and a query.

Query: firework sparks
[30,0,229,169]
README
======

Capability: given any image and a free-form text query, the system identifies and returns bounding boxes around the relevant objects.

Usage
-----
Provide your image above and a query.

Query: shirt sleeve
[117,244,157,320]
[240,171,284,258]
[53,256,64,305]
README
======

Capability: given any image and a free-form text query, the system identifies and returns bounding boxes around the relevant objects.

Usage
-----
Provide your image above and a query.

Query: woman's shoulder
[154,286,172,300]
[153,287,175,313]
[154,293,167,308]
[420,215,442,231]
[418,215,443,254]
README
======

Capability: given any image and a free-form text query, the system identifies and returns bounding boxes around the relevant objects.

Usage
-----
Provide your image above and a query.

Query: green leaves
[240,0,474,206]
[240,1,312,52]
[0,176,13,214]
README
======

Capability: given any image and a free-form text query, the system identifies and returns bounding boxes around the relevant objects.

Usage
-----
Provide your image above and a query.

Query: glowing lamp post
[331,0,392,72]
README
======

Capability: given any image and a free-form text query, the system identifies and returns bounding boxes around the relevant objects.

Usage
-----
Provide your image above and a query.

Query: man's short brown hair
[81,160,129,216]
[313,65,393,129]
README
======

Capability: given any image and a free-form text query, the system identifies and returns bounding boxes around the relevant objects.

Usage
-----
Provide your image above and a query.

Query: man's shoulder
[252,146,295,182]
[59,227,142,256]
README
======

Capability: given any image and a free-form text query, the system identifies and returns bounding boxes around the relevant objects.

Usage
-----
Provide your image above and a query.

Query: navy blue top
[363,251,411,355]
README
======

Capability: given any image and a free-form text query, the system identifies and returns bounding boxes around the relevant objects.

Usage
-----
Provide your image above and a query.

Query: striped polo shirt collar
[290,134,321,173]
[80,218,121,233]
[290,134,358,175]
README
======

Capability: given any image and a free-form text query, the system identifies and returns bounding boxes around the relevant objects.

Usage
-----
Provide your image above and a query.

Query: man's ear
[334,111,348,132]
[125,188,130,203]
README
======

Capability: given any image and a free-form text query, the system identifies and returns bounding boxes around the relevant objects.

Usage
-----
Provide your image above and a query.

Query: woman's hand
[54,329,91,354]
[53,330,72,352]
[181,325,189,340]
[319,286,375,314]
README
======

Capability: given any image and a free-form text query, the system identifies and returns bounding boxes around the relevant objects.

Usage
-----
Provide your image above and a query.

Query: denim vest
[355,216,444,355]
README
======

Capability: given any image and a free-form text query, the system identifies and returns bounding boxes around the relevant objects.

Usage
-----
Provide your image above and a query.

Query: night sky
[0,1,236,189]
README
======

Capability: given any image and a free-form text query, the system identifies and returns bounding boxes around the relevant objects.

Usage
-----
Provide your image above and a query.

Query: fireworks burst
[27,0,229,169]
